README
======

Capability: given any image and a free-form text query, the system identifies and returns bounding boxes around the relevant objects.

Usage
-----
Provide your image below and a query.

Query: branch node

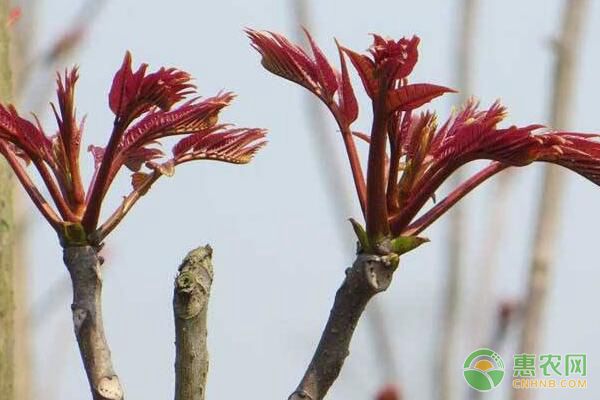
[97,375,124,400]
[71,307,88,333]
[174,244,213,400]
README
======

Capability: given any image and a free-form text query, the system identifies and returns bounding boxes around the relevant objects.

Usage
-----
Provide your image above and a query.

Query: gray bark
[174,245,214,400]
[63,246,124,400]
[289,253,399,400]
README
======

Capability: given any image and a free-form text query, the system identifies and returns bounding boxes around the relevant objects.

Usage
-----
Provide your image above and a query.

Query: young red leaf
[51,68,87,206]
[387,84,456,113]
[369,34,420,83]
[108,51,194,123]
[88,145,104,170]
[342,47,378,98]
[304,28,338,97]
[0,104,53,162]
[118,92,234,153]
[336,40,359,124]
[123,146,164,172]
[548,135,600,185]
[173,126,267,165]
[246,29,319,94]
[109,51,144,117]
[131,171,153,193]
[147,159,175,177]
[52,68,81,158]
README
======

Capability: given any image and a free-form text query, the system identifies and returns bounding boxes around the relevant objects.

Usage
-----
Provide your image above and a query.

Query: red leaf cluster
[0,52,266,245]
[249,28,600,247]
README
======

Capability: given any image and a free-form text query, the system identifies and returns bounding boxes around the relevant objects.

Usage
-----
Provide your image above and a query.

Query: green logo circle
[463,348,505,392]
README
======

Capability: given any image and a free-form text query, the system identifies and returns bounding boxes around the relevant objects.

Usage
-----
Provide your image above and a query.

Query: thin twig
[470,300,520,400]
[17,0,106,107]
[438,1,478,400]
[513,2,589,400]
[469,171,512,348]
[173,245,214,400]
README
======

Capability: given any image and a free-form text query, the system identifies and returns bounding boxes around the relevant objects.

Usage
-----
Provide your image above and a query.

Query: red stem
[328,106,367,217]
[386,111,411,213]
[95,169,161,242]
[0,143,61,229]
[341,130,367,215]
[402,162,507,236]
[389,161,454,234]
[57,101,86,210]
[82,121,125,231]
[68,150,85,213]
[365,98,390,240]
[32,158,78,221]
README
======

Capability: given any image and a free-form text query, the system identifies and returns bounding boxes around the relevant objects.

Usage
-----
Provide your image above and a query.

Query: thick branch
[63,246,123,400]
[173,245,214,400]
[365,100,390,240]
[289,253,398,400]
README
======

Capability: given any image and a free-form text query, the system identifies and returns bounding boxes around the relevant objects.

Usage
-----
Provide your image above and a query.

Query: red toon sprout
[247,28,600,254]
[0,52,266,246]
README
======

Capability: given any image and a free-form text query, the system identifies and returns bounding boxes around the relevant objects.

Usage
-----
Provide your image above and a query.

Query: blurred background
[3,0,600,399]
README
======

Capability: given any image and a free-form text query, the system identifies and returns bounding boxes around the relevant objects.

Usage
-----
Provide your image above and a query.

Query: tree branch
[288,253,399,400]
[63,246,124,400]
[173,245,214,400]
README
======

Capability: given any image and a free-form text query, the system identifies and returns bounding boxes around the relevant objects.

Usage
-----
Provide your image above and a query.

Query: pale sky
[19,0,600,399]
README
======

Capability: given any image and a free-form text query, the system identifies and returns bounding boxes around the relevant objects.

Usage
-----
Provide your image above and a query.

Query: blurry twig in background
[290,0,355,248]
[13,197,32,400]
[290,0,400,387]
[17,0,106,111]
[14,0,108,319]
[469,160,512,349]
[40,314,72,400]
[8,2,106,398]
[28,273,71,329]
[10,2,38,399]
[365,299,400,383]
[0,1,15,399]
[375,384,403,400]
[438,1,478,400]
[513,2,590,400]
[470,299,521,400]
